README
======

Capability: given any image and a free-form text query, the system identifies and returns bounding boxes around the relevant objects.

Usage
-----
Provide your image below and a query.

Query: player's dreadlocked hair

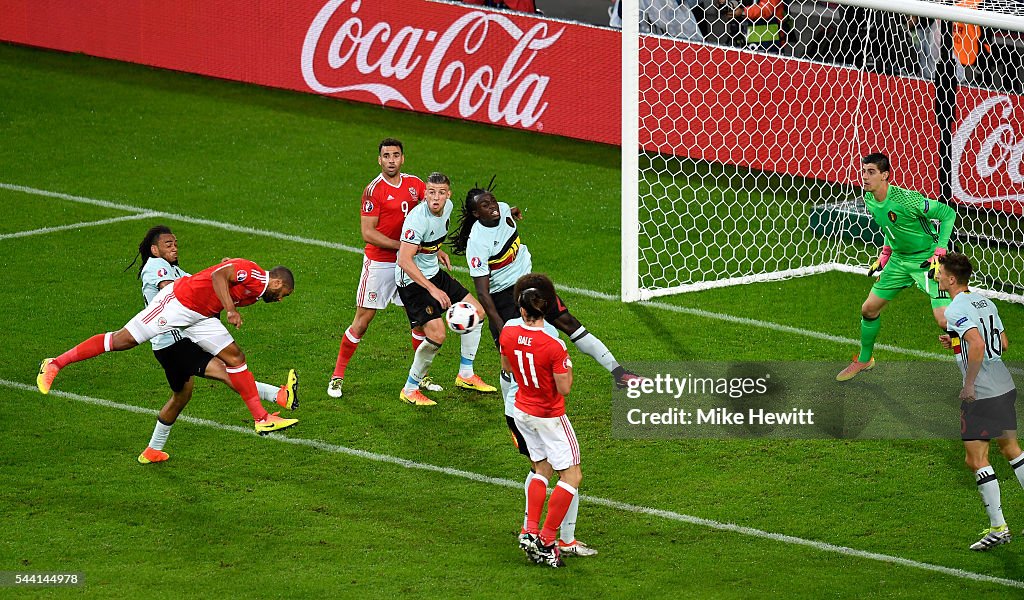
[514,273,556,319]
[124,225,173,279]
[448,175,497,256]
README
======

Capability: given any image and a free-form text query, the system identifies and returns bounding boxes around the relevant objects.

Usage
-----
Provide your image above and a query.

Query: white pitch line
[2,377,1021,590]
[0,212,159,241]
[0,181,948,360]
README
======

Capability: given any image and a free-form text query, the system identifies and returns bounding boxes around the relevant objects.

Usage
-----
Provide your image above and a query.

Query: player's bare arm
[554,368,573,396]
[960,327,985,402]
[510,206,523,221]
[211,265,243,329]
[437,249,452,270]
[397,241,450,309]
[360,215,401,250]
[472,275,504,333]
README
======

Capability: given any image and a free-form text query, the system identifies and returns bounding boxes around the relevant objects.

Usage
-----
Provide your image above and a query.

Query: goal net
[620,0,1024,303]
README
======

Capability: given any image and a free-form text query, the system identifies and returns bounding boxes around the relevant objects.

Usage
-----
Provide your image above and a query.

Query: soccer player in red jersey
[500,274,581,568]
[328,138,443,398]
[37,258,298,435]
[130,227,299,464]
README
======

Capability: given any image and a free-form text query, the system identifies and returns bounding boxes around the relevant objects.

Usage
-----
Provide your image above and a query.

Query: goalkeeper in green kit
[836,153,957,381]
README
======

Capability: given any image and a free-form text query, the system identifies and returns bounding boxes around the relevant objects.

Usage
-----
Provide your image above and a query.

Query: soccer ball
[446,301,481,334]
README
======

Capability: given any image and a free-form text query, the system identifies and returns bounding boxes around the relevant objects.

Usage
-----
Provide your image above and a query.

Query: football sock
[333,328,361,379]
[541,481,578,545]
[526,474,549,534]
[405,338,442,392]
[559,487,580,543]
[411,329,425,352]
[976,466,1006,528]
[459,326,482,378]
[858,316,880,363]
[256,381,279,403]
[569,326,619,373]
[225,363,268,421]
[53,332,112,368]
[522,470,535,531]
[1009,452,1024,489]
[148,417,173,451]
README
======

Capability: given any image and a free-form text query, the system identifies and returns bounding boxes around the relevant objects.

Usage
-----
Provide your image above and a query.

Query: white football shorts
[125,283,235,355]
[512,407,581,471]
[356,256,403,309]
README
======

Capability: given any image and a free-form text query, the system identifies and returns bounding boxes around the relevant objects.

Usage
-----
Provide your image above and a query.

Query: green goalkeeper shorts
[871,254,952,308]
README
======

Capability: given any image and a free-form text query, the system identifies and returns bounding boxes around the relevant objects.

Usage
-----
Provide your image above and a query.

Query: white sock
[405,339,441,392]
[148,419,173,451]
[459,327,482,378]
[976,466,1006,528]
[1009,452,1024,489]
[559,488,580,543]
[569,326,619,373]
[256,381,278,403]
[522,470,535,531]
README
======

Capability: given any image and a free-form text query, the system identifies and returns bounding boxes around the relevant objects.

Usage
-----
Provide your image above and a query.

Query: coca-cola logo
[301,0,563,128]
[951,95,1024,204]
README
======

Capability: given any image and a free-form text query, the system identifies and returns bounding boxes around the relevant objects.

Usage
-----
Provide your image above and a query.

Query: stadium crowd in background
[459,0,541,13]
[603,0,1023,94]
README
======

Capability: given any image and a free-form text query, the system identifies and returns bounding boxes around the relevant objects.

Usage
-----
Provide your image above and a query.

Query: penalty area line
[3,378,1022,590]
[1,181,949,361]
[0,213,160,241]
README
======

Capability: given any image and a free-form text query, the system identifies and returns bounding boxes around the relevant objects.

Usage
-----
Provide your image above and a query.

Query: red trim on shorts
[141,292,175,324]
[559,415,579,464]
[356,257,370,305]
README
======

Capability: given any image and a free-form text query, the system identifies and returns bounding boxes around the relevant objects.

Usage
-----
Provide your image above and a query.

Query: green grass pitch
[2,41,1024,597]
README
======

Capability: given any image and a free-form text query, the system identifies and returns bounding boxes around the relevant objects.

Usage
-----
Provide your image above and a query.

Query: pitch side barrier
[2,0,1022,213]
[0,0,620,144]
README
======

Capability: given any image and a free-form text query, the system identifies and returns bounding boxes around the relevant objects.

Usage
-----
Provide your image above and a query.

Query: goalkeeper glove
[867,246,892,277]
[919,247,947,280]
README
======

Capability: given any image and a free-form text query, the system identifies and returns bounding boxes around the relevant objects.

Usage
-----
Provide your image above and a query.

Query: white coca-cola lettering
[303,0,415,107]
[951,95,1024,203]
[301,0,563,127]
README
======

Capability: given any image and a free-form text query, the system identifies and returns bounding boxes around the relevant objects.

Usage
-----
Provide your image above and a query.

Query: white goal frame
[621,0,1024,303]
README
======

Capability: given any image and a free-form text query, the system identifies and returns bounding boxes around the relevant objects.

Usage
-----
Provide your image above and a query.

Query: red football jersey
[172,258,270,317]
[361,173,425,262]
[500,323,571,418]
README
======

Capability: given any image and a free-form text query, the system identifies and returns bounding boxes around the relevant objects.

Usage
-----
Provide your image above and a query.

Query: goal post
[621,0,1024,304]
[622,0,641,303]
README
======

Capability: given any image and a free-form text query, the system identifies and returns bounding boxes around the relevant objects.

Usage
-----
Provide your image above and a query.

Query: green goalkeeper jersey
[865,184,956,259]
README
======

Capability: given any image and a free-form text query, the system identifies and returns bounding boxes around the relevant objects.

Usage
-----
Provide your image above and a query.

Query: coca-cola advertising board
[1,0,1021,212]
[0,0,621,143]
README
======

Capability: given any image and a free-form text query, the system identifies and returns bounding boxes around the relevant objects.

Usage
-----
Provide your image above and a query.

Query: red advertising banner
[0,0,622,144]
[1,0,1021,211]
[640,39,1024,213]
